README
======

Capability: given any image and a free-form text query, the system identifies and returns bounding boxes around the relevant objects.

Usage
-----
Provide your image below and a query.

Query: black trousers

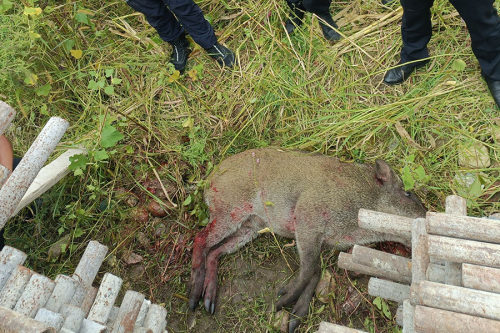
[286,0,332,18]
[126,0,217,49]
[400,0,500,80]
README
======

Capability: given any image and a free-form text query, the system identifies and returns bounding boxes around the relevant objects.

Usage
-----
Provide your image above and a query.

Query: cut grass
[1,0,499,332]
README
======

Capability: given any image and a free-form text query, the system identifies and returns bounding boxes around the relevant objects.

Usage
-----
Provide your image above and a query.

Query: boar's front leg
[276,222,323,332]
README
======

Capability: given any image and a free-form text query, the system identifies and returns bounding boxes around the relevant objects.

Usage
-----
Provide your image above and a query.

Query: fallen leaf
[70,49,83,59]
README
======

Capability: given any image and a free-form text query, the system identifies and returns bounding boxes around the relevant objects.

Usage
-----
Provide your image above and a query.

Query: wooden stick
[443,195,467,286]
[34,308,64,331]
[352,245,411,283]
[0,246,27,290]
[72,240,108,287]
[426,212,500,244]
[462,263,500,293]
[316,321,368,332]
[79,319,106,333]
[426,263,445,283]
[396,304,403,326]
[414,305,500,333]
[411,280,500,321]
[13,148,87,216]
[60,304,85,332]
[135,299,151,327]
[143,304,167,333]
[0,117,69,229]
[367,278,410,303]
[87,273,122,324]
[411,218,428,286]
[358,208,412,240]
[13,273,55,318]
[0,306,55,333]
[402,299,415,333]
[111,291,145,333]
[0,265,33,309]
[44,274,77,313]
[427,235,500,268]
[338,252,408,283]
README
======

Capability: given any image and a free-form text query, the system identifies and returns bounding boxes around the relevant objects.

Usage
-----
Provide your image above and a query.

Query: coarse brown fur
[189,148,426,332]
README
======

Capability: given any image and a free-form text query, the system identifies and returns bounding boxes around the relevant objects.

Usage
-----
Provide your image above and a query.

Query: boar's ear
[375,159,393,184]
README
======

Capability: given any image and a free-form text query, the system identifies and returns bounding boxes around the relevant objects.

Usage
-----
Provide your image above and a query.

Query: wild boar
[188,148,426,332]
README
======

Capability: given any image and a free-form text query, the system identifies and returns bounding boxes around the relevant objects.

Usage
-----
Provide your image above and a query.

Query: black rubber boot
[205,42,235,68]
[318,15,341,41]
[168,33,191,73]
[285,4,305,34]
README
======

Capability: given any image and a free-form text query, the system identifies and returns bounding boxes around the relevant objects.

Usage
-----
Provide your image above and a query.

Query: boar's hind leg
[276,229,322,312]
[202,216,263,314]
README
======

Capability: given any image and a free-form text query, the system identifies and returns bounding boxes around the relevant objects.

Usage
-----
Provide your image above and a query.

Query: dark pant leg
[450,0,500,80]
[127,0,184,42]
[286,0,306,16]
[400,0,435,62]
[164,0,217,49]
[302,0,332,17]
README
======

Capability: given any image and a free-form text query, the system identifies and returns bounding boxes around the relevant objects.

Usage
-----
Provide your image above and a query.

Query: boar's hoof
[204,298,215,314]
[189,297,198,311]
[288,317,301,333]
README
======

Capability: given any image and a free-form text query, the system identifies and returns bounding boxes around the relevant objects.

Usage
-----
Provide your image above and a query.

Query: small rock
[129,264,146,281]
[107,254,118,267]
[136,232,150,248]
[458,142,491,169]
[155,223,167,237]
[130,207,149,223]
[122,252,144,265]
[126,195,139,208]
[48,234,71,260]
[271,310,289,333]
[315,269,336,303]
[147,200,168,217]
[341,286,362,316]
[115,188,139,207]
[492,126,500,142]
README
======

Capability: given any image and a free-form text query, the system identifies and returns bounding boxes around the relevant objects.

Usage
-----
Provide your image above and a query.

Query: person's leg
[127,0,183,42]
[302,0,340,41]
[400,0,435,62]
[284,0,306,34]
[164,0,235,67]
[384,0,434,84]
[450,0,500,107]
[127,0,191,72]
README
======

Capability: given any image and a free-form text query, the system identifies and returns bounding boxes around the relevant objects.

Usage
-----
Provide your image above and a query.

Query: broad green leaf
[414,165,427,181]
[104,85,114,96]
[69,154,89,171]
[35,84,51,96]
[94,150,109,161]
[70,49,83,59]
[105,69,114,78]
[451,59,467,72]
[24,6,42,16]
[88,80,99,90]
[62,39,75,53]
[74,12,89,25]
[100,124,124,148]
[182,117,193,128]
[168,70,180,83]
[29,31,41,39]
[373,297,382,310]
[97,79,105,89]
[74,228,84,238]
[381,300,392,319]
[24,72,38,85]
[111,78,122,85]
[0,0,13,13]
[401,165,415,191]
[183,195,192,206]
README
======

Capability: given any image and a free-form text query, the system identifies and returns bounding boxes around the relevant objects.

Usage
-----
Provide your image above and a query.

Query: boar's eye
[404,191,411,197]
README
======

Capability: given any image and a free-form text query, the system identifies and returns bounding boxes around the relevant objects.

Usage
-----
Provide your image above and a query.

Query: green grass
[1,0,499,332]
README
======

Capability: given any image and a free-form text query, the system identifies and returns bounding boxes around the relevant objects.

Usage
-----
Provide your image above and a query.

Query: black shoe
[205,42,235,68]
[381,0,395,4]
[383,59,430,85]
[168,34,191,73]
[483,74,500,108]
[318,15,341,41]
[285,6,305,34]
